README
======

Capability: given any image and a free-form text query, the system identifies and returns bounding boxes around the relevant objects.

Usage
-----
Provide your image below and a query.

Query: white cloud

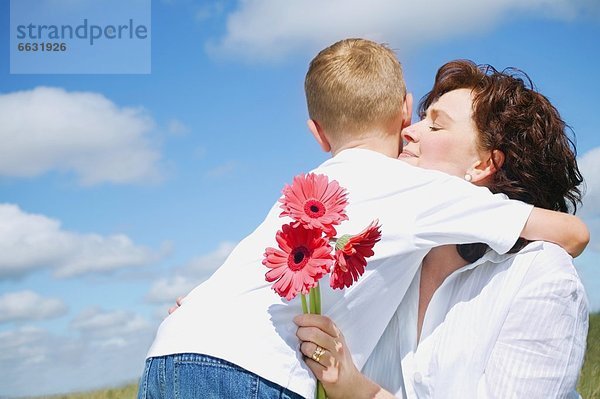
[0,87,162,185]
[0,203,163,279]
[167,118,190,136]
[194,146,207,159]
[195,1,226,21]
[146,241,236,303]
[70,307,150,339]
[0,312,156,397]
[0,291,67,323]
[0,326,51,366]
[579,147,600,215]
[146,274,195,305]
[204,160,237,179]
[575,250,600,313]
[575,146,600,312]
[579,146,600,252]
[207,0,593,62]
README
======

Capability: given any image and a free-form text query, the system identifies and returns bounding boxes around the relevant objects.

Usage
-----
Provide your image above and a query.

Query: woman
[295,60,589,398]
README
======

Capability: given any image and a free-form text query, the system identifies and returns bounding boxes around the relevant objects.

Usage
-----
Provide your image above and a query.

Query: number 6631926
[17,42,67,51]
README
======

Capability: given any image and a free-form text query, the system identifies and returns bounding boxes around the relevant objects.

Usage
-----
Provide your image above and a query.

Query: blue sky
[1,0,599,396]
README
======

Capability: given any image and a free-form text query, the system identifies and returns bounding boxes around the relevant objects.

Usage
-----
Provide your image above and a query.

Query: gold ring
[311,345,325,362]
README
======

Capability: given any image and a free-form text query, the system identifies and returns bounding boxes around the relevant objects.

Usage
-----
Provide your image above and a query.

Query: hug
[139,39,589,399]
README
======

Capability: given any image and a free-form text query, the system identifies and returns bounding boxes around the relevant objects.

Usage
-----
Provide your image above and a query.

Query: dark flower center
[288,246,310,271]
[304,199,326,218]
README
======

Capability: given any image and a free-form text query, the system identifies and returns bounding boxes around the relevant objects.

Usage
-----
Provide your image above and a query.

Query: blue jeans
[137,353,306,399]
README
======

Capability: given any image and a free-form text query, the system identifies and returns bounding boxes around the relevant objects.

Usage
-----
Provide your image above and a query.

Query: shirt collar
[453,241,545,276]
[320,148,391,165]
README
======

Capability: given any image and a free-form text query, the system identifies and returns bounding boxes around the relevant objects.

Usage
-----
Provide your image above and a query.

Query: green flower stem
[317,381,327,399]
[315,283,322,315]
[307,285,325,397]
[301,294,309,314]
[309,287,317,314]
[311,285,326,397]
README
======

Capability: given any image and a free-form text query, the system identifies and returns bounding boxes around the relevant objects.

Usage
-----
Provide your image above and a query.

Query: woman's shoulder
[514,241,587,300]
[528,240,573,256]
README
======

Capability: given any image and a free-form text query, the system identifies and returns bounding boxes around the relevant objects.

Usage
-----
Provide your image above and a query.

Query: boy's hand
[168,296,185,315]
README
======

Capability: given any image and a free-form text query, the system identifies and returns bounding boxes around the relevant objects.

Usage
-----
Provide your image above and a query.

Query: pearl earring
[464,173,473,182]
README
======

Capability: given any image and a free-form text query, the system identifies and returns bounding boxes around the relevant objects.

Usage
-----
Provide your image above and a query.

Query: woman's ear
[469,149,505,184]
[491,149,505,170]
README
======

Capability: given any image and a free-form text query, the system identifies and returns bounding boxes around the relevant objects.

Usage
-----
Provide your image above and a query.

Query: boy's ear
[307,119,331,153]
[470,149,505,184]
[401,93,413,129]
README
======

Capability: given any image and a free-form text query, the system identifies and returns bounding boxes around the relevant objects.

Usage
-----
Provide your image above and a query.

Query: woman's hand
[294,314,391,399]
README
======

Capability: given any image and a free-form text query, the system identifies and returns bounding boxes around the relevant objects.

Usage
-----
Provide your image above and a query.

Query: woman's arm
[294,314,396,399]
[521,208,590,257]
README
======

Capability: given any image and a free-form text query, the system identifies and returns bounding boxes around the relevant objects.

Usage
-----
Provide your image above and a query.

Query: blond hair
[305,38,406,140]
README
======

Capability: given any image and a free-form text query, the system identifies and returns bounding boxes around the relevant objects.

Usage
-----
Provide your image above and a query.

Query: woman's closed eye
[429,125,442,132]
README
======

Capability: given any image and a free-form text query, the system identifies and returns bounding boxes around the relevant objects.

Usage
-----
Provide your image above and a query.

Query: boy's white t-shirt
[146,148,533,399]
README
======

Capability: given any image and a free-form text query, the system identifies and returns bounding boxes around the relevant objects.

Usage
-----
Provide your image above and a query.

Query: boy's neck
[330,136,401,159]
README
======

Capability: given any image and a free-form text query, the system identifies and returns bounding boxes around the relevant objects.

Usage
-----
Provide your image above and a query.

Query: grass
[29,314,600,399]
[31,384,138,399]
[579,313,600,399]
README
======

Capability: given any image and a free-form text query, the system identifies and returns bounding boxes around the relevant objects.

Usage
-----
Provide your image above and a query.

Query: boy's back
[146,147,531,398]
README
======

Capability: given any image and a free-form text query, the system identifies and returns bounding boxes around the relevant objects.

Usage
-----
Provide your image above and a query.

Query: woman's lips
[398,150,417,158]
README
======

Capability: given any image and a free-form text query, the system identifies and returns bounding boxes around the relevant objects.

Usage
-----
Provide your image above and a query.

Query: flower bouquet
[263,173,381,399]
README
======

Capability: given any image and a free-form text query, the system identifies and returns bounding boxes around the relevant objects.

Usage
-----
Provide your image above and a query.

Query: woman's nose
[402,123,420,143]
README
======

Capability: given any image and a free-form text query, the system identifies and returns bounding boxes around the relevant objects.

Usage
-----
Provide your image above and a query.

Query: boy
[139,39,587,399]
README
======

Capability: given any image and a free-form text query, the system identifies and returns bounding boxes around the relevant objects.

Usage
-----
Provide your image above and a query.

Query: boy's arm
[521,208,590,257]
[411,174,588,257]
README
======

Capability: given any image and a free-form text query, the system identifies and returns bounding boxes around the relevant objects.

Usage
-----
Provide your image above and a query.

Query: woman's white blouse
[362,241,589,398]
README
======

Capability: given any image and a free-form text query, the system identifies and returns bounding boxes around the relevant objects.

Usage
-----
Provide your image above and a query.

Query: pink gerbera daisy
[263,224,334,300]
[279,173,349,237]
[330,220,382,290]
